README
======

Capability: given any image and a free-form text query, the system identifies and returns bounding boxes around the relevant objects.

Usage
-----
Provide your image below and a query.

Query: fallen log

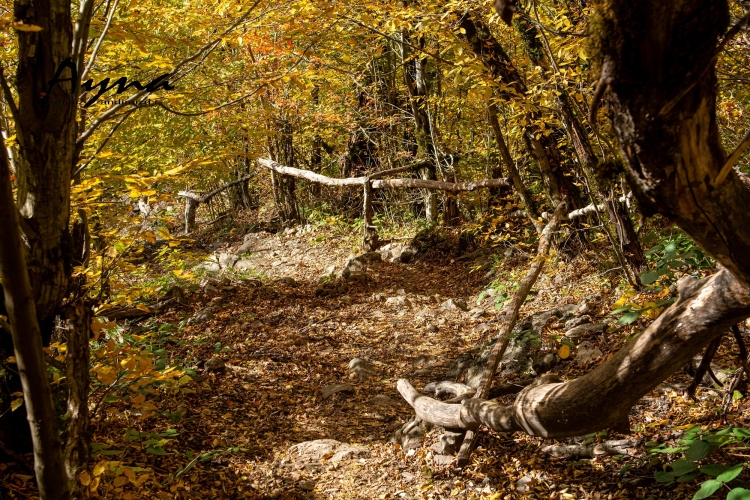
[398,268,750,439]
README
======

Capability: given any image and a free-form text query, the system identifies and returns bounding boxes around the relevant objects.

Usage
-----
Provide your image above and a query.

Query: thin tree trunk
[459,14,584,211]
[515,15,645,272]
[487,103,541,231]
[0,135,69,500]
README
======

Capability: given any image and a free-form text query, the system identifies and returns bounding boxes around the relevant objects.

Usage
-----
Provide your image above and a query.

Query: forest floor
[2,211,749,500]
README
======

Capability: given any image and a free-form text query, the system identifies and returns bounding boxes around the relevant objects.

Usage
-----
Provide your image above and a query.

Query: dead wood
[448,201,566,466]
[541,438,642,459]
[398,268,750,439]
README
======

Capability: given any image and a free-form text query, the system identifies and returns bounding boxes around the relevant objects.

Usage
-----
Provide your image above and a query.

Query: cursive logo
[45,57,175,108]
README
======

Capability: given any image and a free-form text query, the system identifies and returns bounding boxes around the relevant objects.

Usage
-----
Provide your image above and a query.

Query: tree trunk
[399,268,750,437]
[277,118,299,223]
[0,133,69,500]
[401,31,439,223]
[14,0,78,323]
[459,14,584,211]
[514,15,645,272]
[487,103,541,230]
[63,301,90,493]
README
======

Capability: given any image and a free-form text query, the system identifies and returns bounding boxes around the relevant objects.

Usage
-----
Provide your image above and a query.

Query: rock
[234,259,254,271]
[564,315,592,329]
[348,358,377,380]
[516,473,547,493]
[435,430,464,455]
[401,472,415,483]
[250,319,263,328]
[432,454,454,466]
[346,270,369,282]
[199,261,221,273]
[325,265,337,276]
[237,240,254,254]
[218,252,238,269]
[440,298,468,312]
[426,323,439,334]
[389,417,432,450]
[385,296,412,308]
[289,439,369,463]
[321,384,355,399]
[205,357,225,372]
[372,293,384,302]
[371,394,393,407]
[531,352,559,375]
[468,307,485,318]
[189,308,214,325]
[278,276,297,287]
[380,241,419,264]
[341,252,382,279]
[575,341,603,365]
[341,295,352,305]
[203,284,219,295]
[564,323,607,342]
[298,480,315,492]
[473,323,491,335]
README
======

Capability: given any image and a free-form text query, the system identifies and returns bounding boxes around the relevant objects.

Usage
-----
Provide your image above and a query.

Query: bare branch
[81,0,120,82]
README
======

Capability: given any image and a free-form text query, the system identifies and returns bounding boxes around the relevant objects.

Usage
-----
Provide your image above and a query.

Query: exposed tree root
[398,269,750,439]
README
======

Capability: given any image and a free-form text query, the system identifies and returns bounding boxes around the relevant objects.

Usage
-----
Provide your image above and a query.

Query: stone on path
[371,394,393,407]
[348,358,376,380]
[321,384,354,399]
[288,439,369,463]
[205,356,225,372]
[440,298,468,312]
[576,341,603,365]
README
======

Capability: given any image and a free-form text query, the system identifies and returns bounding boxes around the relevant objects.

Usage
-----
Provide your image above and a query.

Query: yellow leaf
[113,475,128,487]
[137,473,149,484]
[10,398,23,411]
[558,344,571,360]
[122,467,136,482]
[135,304,151,312]
[93,460,108,477]
[79,470,92,486]
[90,476,101,492]
[6,356,16,363]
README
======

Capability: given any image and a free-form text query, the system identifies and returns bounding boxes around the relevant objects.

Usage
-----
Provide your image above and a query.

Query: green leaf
[673,458,698,476]
[718,464,743,483]
[655,471,675,484]
[686,440,711,462]
[640,271,659,284]
[728,488,750,500]
[677,471,702,483]
[733,428,750,439]
[618,311,642,325]
[693,479,724,499]
[702,464,731,477]
[146,446,168,455]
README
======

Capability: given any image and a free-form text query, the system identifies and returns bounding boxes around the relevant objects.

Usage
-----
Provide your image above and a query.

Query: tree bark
[14,0,78,322]
[399,269,750,438]
[459,13,584,210]
[0,133,69,499]
[592,0,750,285]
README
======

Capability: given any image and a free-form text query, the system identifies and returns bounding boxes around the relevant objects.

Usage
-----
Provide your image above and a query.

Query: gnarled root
[398,269,750,439]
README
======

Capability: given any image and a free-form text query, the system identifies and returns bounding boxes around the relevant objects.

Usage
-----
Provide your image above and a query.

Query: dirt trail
[80,227,704,499]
